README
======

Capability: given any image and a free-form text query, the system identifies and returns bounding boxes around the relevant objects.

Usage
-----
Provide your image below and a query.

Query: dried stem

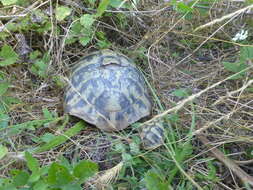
[197,134,253,187]
[194,4,253,31]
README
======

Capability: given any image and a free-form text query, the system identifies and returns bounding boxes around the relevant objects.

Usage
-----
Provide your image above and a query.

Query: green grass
[0,0,253,189]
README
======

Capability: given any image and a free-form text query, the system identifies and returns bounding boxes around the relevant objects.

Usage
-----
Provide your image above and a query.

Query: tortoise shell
[64,49,152,132]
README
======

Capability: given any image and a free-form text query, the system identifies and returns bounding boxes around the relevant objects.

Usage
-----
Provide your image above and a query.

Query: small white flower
[232,30,248,42]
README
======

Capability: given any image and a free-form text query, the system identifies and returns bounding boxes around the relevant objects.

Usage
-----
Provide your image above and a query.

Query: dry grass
[0,0,253,189]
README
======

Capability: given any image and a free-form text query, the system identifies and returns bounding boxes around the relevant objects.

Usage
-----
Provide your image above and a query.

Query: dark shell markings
[64,49,152,131]
[64,49,165,149]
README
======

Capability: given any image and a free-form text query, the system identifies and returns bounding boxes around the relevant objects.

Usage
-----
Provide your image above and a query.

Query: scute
[64,49,152,131]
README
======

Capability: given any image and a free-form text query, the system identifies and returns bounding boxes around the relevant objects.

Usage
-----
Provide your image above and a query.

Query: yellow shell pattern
[64,50,152,132]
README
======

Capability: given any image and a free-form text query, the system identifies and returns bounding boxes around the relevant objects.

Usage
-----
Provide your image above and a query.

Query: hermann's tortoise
[64,50,165,149]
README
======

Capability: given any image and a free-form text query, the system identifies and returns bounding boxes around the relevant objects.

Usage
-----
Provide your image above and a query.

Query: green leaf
[108,0,122,8]
[196,160,219,182]
[129,136,140,155]
[206,161,219,181]
[246,0,253,5]
[55,6,72,21]
[144,171,168,190]
[176,2,193,13]
[59,156,72,171]
[0,113,9,129]
[33,180,48,190]
[30,60,48,78]
[79,36,91,46]
[65,21,82,45]
[40,133,55,143]
[25,152,39,172]
[70,21,82,35]
[62,184,82,190]
[0,0,17,6]
[96,40,111,49]
[80,14,95,29]
[109,0,130,9]
[65,37,78,45]
[96,0,110,17]
[37,22,52,33]
[240,46,253,62]
[13,171,29,187]
[28,170,41,183]
[171,88,190,97]
[6,117,58,137]
[168,113,179,123]
[0,71,7,80]
[29,50,41,60]
[0,82,9,96]
[122,153,132,163]
[73,160,98,181]
[42,108,54,119]
[223,61,247,73]
[222,61,248,79]
[115,142,126,153]
[40,165,50,176]
[2,96,21,105]
[0,96,21,114]
[168,142,193,183]
[53,76,66,88]
[30,52,50,78]
[0,184,17,190]
[47,163,74,186]
[0,45,18,67]
[35,121,85,153]
[0,144,8,160]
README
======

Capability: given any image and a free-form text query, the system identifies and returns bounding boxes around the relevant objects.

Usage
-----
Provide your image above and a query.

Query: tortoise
[64,49,165,149]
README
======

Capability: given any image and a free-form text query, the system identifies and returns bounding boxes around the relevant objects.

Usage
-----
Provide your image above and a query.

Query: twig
[61,0,170,14]
[0,14,27,18]
[193,112,234,135]
[197,134,253,187]
[0,0,50,32]
[141,65,253,126]
[235,159,253,165]
[213,79,253,106]
[176,12,239,66]
[194,78,253,135]
[194,4,253,31]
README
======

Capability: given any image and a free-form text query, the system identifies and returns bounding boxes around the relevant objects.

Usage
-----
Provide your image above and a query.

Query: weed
[0,0,253,189]
[0,152,98,190]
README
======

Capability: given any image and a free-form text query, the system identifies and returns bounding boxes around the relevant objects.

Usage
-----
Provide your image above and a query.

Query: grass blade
[34,121,85,153]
